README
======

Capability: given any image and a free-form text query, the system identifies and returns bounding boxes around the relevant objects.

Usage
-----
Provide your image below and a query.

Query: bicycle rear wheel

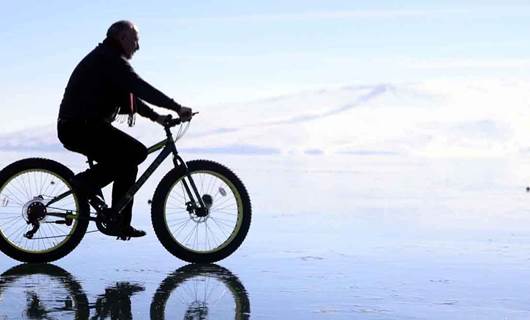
[0,158,89,262]
[151,160,251,263]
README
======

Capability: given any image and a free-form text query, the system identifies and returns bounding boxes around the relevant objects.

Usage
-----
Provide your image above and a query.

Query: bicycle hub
[23,197,47,224]
[27,202,46,222]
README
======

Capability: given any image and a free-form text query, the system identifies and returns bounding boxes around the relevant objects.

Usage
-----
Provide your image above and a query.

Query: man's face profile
[118,26,140,60]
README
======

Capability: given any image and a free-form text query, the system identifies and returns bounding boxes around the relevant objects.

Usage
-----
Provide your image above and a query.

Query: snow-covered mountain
[1,79,529,158]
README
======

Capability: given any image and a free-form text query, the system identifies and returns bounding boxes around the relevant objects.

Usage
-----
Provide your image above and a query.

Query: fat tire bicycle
[0,115,252,263]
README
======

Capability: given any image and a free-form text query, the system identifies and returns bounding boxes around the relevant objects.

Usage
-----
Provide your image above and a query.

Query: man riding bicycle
[57,20,192,240]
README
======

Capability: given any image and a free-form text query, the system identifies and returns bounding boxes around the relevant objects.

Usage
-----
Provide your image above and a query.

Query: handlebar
[163,112,199,128]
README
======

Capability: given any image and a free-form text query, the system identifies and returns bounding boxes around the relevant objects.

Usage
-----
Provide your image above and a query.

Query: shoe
[116,226,146,241]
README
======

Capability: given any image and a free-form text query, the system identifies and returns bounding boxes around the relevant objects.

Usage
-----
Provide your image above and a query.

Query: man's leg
[65,122,147,236]
[58,121,114,196]
[112,163,138,231]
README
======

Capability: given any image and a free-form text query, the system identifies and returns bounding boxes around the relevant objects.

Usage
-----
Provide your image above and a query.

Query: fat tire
[152,160,251,263]
[0,158,89,263]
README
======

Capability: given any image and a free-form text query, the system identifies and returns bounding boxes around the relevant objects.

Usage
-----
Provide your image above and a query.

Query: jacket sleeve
[109,57,179,110]
[117,93,159,121]
[135,98,158,121]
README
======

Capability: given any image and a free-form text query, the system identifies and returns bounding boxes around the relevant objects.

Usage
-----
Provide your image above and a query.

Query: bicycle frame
[45,123,206,220]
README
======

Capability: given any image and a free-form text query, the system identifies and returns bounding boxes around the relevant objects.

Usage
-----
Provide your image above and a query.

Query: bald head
[107,20,135,38]
[106,20,139,60]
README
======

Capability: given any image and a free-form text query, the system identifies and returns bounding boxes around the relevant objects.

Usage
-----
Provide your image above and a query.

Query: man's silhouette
[57,20,191,239]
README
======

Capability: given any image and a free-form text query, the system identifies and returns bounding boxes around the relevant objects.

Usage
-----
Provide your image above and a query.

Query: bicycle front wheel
[151,160,251,263]
[0,158,89,262]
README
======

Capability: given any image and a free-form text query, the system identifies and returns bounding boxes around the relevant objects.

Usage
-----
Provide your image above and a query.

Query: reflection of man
[57,20,191,239]
[92,282,144,319]
[26,291,49,319]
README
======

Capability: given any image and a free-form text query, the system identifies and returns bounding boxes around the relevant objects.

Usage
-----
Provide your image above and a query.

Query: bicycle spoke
[3,186,27,206]
[205,221,222,248]
[212,210,237,217]
[170,218,192,234]
[0,216,20,223]
[209,217,230,238]
[163,169,244,254]
[182,223,199,245]
[210,195,233,209]
[0,169,80,253]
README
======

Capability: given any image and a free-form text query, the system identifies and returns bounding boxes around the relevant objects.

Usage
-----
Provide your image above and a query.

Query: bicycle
[0,114,252,263]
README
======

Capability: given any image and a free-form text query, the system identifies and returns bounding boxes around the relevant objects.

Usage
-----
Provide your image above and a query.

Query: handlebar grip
[168,118,181,126]
[163,112,198,127]
[163,116,181,127]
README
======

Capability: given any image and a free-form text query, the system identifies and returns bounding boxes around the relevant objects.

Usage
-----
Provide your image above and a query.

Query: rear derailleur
[23,196,47,239]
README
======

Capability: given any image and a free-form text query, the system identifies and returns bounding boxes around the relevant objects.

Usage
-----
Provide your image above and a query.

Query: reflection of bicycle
[0,264,90,319]
[0,264,144,320]
[0,263,250,319]
[0,114,252,263]
[151,264,250,320]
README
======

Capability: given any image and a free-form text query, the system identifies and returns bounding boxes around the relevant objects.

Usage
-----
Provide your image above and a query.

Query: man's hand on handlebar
[155,111,197,127]
[177,106,193,122]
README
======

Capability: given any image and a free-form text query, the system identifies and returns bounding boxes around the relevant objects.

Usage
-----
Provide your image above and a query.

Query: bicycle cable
[27,229,100,240]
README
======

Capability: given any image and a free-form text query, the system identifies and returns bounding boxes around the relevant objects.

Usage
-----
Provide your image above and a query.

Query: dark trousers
[57,120,147,227]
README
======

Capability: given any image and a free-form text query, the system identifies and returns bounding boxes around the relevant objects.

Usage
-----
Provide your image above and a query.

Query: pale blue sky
[1,1,530,131]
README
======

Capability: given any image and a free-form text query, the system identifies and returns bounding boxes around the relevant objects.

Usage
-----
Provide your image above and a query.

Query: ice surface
[0,151,529,319]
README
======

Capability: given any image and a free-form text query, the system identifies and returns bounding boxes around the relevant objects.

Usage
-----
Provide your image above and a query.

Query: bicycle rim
[0,169,81,254]
[163,170,244,254]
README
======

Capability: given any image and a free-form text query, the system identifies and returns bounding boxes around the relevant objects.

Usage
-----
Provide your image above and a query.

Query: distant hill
[0,80,529,157]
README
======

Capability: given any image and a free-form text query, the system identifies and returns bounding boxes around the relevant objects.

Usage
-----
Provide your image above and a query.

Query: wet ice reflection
[0,263,250,319]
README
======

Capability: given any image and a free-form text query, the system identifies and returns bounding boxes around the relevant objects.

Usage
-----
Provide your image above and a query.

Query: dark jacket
[59,38,177,123]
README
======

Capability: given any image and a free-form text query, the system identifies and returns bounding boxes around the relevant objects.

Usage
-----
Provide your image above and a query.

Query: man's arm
[135,98,159,121]
[136,98,194,125]
[109,57,182,111]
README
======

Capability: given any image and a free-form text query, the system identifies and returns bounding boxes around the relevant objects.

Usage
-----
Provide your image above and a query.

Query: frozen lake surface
[0,153,530,319]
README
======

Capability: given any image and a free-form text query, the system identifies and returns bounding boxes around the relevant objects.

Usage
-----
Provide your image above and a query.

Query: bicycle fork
[109,151,208,218]
[171,155,210,217]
